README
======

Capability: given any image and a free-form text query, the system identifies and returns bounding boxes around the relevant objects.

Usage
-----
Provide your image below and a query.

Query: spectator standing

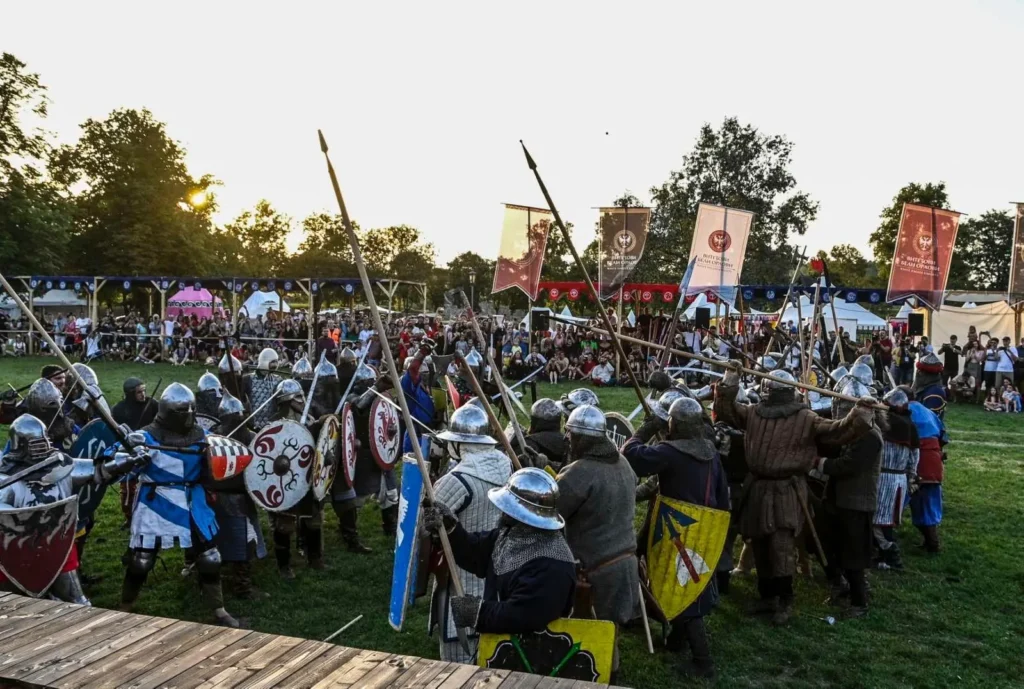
[938,336,961,387]
[994,337,1017,391]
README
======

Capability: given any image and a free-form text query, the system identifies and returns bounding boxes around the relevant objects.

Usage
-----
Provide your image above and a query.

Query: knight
[218,351,246,401]
[401,338,436,453]
[243,348,283,431]
[512,398,567,473]
[291,355,315,395]
[196,372,223,418]
[912,352,947,418]
[310,356,341,420]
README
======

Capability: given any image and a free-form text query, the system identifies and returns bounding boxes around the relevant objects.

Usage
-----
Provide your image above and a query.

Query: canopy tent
[682,292,766,320]
[241,290,291,319]
[776,294,887,331]
[166,287,225,319]
[929,301,1017,346]
[893,302,913,322]
[33,289,88,308]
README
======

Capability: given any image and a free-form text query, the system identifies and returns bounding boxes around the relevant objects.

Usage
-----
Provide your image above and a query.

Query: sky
[4,1,1023,267]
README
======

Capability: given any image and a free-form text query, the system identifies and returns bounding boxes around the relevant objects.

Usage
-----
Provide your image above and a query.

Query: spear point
[519,140,537,170]
[318,129,329,153]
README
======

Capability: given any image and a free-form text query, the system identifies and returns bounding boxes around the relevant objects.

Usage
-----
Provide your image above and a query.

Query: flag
[491,204,552,300]
[1009,203,1024,305]
[597,206,651,299]
[685,203,754,304]
[646,494,729,620]
[886,203,961,310]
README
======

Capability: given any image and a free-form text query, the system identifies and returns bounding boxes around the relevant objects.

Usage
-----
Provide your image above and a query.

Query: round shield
[196,413,219,432]
[245,419,315,512]
[70,418,117,524]
[341,403,357,487]
[369,396,401,471]
[604,412,635,451]
[312,414,340,501]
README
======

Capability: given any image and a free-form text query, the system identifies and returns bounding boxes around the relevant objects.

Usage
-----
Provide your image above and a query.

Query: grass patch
[2,357,1022,687]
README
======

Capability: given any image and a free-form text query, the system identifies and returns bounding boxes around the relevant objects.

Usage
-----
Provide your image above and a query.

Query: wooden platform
[0,593,617,688]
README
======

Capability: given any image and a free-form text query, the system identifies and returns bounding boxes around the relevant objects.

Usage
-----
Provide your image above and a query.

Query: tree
[648,117,818,284]
[0,52,49,168]
[447,251,495,306]
[808,244,879,288]
[220,200,291,276]
[947,210,1013,290]
[869,182,950,283]
[51,108,219,276]
[283,212,356,278]
[360,225,435,280]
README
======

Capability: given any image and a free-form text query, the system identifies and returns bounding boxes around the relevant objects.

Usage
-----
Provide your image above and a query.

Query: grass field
[2,356,1023,688]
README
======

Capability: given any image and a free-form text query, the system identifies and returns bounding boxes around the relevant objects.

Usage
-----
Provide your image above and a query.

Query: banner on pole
[685,203,754,304]
[1009,203,1024,305]
[598,207,651,300]
[886,203,961,310]
[491,204,552,301]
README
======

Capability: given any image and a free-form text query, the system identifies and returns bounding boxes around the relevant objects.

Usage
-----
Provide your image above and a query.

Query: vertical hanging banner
[1009,203,1024,305]
[886,203,961,310]
[491,204,552,300]
[685,202,754,303]
[597,206,651,300]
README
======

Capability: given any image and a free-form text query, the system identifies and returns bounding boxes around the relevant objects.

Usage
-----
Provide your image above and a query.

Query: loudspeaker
[907,312,924,337]
[695,307,711,330]
[531,309,549,332]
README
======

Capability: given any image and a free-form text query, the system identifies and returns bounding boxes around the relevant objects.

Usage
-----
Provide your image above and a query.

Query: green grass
[3,357,1023,688]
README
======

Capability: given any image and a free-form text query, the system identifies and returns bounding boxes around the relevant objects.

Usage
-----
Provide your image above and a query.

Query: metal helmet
[291,356,314,380]
[198,372,222,393]
[647,371,674,392]
[834,378,872,418]
[275,378,305,406]
[316,358,338,379]
[565,404,606,438]
[71,383,107,415]
[758,355,779,371]
[487,467,565,531]
[849,362,874,386]
[667,397,704,439]
[654,389,686,421]
[530,398,561,423]
[557,388,600,416]
[157,383,197,434]
[766,369,797,390]
[339,347,357,365]
[830,366,849,386]
[257,348,279,371]
[217,390,245,420]
[918,352,942,369]
[24,378,62,419]
[71,362,99,389]
[464,348,483,372]
[350,363,376,393]
[854,354,874,368]
[218,352,243,374]
[6,414,53,466]
[883,387,910,411]
[437,404,496,445]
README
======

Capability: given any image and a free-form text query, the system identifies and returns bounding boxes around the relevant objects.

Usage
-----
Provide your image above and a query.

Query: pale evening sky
[4,0,1023,267]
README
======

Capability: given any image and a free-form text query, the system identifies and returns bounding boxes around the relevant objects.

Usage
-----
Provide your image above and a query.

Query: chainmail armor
[492,524,575,576]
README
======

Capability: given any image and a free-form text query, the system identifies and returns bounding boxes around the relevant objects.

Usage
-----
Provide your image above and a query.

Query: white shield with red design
[369,396,401,471]
[245,419,315,512]
[195,413,220,432]
[0,495,78,597]
[313,414,340,501]
[206,435,254,480]
[341,403,358,487]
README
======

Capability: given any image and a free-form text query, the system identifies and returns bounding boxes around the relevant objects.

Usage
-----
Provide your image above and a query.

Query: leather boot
[715,569,731,596]
[339,508,372,554]
[304,526,325,569]
[681,617,715,679]
[772,596,794,626]
[120,571,146,611]
[381,505,399,538]
[273,531,295,579]
[924,526,941,554]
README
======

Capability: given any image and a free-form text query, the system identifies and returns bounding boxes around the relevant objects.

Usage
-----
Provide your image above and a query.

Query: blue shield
[388,438,428,631]
[70,419,117,524]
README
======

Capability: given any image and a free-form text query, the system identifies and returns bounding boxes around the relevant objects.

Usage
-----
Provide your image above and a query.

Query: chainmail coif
[492,523,575,576]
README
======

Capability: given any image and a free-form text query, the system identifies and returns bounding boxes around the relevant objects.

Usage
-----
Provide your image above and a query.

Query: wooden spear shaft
[455,352,523,471]
[520,141,652,416]
[804,282,822,383]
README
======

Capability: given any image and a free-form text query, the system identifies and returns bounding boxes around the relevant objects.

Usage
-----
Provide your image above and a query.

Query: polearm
[763,246,807,357]
[226,391,280,439]
[300,350,327,425]
[0,271,135,448]
[334,346,370,415]
[520,141,652,416]
[795,289,807,376]
[318,130,471,653]
[657,259,695,371]
[820,257,846,365]
[455,352,523,471]
[550,315,887,409]
[803,282,822,383]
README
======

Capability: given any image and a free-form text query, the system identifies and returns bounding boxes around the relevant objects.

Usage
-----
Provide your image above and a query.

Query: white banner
[685,203,754,301]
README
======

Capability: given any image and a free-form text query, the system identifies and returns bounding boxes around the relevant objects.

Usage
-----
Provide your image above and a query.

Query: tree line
[1,52,1014,315]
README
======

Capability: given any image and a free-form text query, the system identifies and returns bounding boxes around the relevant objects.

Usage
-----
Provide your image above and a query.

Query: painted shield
[69,418,117,524]
[604,411,635,450]
[205,435,254,481]
[479,618,615,683]
[369,396,401,471]
[312,414,340,501]
[389,444,428,631]
[195,413,219,432]
[646,494,729,620]
[445,376,462,410]
[245,419,315,512]
[341,403,358,487]
[0,495,78,597]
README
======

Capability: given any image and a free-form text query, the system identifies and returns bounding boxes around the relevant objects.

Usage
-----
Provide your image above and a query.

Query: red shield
[244,419,315,512]
[0,496,78,596]
[205,435,254,481]
[446,376,462,410]
[369,396,401,470]
[341,403,358,487]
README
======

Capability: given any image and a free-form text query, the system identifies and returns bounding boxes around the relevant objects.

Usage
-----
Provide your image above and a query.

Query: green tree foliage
[220,200,291,276]
[648,117,818,284]
[809,244,880,287]
[51,108,219,276]
[446,251,495,305]
[869,182,950,283]
[361,225,435,280]
[284,212,356,278]
[947,210,1013,291]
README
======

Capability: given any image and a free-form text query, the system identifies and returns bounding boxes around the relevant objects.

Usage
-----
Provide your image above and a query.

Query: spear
[455,351,523,471]
[520,141,652,416]
[318,129,472,653]
[764,247,807,357]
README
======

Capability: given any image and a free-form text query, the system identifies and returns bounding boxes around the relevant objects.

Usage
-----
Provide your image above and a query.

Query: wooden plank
[1,610,146,682]
[20,616,177,687]
[193,634,305,689]
[153,631,276,689]
[342,654,421,689]
[234,639,331,689]
[532,679,578,689]
[0,607,117,669]
[497,672,544,689]
[460,669,512,689]
[309,648,392,689]
[430,663,482,689]
[0,592,13,603]
[391,658,454,688]
[269,646,359,688]
[128,627,251,689]
[0,599,83,645]
[0,593,45,615]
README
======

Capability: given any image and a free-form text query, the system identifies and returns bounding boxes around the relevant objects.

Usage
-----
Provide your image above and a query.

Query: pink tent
[166,287,225,319]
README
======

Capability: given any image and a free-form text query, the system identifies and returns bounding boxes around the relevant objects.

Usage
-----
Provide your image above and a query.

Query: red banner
[492,204,552,300]
[886,203,961,310]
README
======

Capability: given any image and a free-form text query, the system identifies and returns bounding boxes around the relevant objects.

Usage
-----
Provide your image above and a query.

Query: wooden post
[615,287,624,381]
[421,282,428,316]
[298,279,313,355]
[159,284,168,361]
[795,293,806,373]
[25,281,34,356]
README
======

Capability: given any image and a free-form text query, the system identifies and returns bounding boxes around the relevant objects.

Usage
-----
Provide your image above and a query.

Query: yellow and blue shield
[646,495,730,620]
[479,618,615,683]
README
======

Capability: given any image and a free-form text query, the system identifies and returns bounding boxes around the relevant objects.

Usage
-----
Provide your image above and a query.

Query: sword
[225,391,281,439]
[489,366,544,402]
[334,347,370,415]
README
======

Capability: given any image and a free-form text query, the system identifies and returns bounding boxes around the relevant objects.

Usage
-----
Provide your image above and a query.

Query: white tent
[930,301,1017,346]
[241,290,291,318]
[776,295,887,331]
[683,292,765,320]
[893,302,913,321]
[33,289,87,308]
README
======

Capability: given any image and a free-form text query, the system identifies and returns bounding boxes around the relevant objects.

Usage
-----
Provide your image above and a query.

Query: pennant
[492,204,552,300]
[1009,203,1024,305]
[597,207,651,300]
[685,203,754,304]
[886,203,961,310]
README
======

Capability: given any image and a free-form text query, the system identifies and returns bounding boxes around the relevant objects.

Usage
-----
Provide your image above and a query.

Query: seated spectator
[589,355,616,387]
[171,342,190,366]
[135,342,161,365]
[1001,381,1022,413]
[547,350,569,383]
[525,345,547,371]
[567,356,582,381]
[949,372,976,403]
[983,387,1003,412]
